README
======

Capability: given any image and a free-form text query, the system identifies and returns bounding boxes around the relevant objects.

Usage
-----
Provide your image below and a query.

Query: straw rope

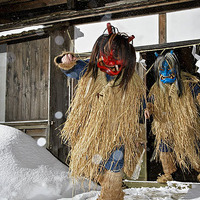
[61,69,146,180]
[149,72,200,171]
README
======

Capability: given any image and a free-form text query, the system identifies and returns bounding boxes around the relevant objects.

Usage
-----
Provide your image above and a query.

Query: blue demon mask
[159,59,176,84]
[156,51,177,84]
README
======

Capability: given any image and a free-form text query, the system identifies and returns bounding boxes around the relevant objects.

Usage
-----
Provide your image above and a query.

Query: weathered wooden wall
[3,26,77,163]
[6,37,49,121]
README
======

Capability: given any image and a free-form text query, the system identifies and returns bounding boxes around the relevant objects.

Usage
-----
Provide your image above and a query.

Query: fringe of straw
[149,72,200,171]
[61,70,146,180]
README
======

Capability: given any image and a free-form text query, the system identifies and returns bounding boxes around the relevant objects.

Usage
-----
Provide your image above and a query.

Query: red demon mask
[97,49,124,76]
[97,23,135,76]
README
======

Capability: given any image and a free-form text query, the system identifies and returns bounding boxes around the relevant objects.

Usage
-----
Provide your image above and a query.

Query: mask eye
[168,64,173,70]
[159,67,164,71]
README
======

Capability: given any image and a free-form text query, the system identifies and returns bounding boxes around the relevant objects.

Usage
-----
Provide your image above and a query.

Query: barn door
[6,37,49,141]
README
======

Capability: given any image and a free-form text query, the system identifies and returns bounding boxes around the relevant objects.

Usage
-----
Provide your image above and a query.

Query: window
[74,15,159,53]
[167,8,200,43]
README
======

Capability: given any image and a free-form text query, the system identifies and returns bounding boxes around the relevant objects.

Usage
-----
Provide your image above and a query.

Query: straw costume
[54,23,146,199]
[145,51,200,183]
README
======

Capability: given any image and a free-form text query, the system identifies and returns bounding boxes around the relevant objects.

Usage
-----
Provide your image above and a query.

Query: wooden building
[0,0,200,181]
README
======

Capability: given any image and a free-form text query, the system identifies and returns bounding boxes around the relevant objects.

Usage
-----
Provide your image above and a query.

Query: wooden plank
[48,26,74,161]
[39,38,49,119]
[124,180,167,188]
[0,119,48,127]
[38,38,43,119]
[30,136,46,142]
[34,39,41,119]
[0,0,199,32]
[21,41,26,121]
[0,0,68,13]
[6,37,49,121]
[25,129,47,137]
[0,32,50,45]
[6,43,22,121]
[0,0,30,4]
[135,39,200,52]
[43,39,49,118]
[6,45,15,121]
[30,39,38,119]
[1,119,48,123]
[9,125,48,129]
[159,13,166,44]
[0,121,48,136]
[23,41,31,120]
[30,37,49,120]
[16,43,23,120]
[24,37,49,120]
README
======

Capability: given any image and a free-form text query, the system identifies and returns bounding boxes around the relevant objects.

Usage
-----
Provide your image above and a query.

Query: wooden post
[48,25,77,163]
[67,0,77,9]
[159,13,166,44]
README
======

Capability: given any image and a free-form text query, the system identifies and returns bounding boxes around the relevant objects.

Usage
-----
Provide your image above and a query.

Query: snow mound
[0,125,99,200]
[59,182,190,200]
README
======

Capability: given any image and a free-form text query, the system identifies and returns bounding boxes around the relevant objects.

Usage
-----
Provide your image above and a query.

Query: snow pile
[0,125,99,200]
[0,124,199,200]
[59,182,190,200]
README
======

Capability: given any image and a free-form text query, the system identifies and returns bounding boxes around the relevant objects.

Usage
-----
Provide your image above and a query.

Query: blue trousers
[104,146,124,172]
[159,139,173,152]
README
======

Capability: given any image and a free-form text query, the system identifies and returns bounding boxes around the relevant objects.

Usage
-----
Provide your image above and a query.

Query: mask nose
[162,60,169,76]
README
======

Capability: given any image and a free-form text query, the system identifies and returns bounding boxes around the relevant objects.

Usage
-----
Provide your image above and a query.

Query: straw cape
[149,72,200,171]
[61,68,146,181]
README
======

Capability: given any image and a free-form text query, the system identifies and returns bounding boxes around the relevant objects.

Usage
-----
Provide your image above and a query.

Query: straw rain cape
[149,72,200,171]
[61,69,146,180]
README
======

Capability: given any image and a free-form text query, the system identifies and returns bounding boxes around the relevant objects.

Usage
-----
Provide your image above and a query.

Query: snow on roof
[0,25,45,37]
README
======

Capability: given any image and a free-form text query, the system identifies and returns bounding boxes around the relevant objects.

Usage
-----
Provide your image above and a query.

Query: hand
[144,109,150,119]
[144,102,153,119]
[61,54,77,64]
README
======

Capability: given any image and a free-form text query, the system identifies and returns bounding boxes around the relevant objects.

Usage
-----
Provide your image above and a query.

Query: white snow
[0,125,99,200]
[0,124,200,200]
[0,26,44,37]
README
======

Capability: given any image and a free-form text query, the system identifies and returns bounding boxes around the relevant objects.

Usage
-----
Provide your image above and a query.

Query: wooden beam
[0,0,28,4]
[0,0,68,13]
[0,0,199,33]
[159,13,166,44]
[135,39,200,52]
[48,26,73,159]
[0,120,48,129]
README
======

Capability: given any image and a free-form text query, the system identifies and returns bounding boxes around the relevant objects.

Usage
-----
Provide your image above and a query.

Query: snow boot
[157,152,176,184]
[97,170,124,200]
[157,174,173,183]
[191,164,200,182]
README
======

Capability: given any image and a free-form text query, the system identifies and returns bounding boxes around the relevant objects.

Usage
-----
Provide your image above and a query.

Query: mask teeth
[115,65,119,71]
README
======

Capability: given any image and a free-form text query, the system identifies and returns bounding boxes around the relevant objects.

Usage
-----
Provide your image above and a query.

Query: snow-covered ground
[0,124,200,200]
[0,125,99,200]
